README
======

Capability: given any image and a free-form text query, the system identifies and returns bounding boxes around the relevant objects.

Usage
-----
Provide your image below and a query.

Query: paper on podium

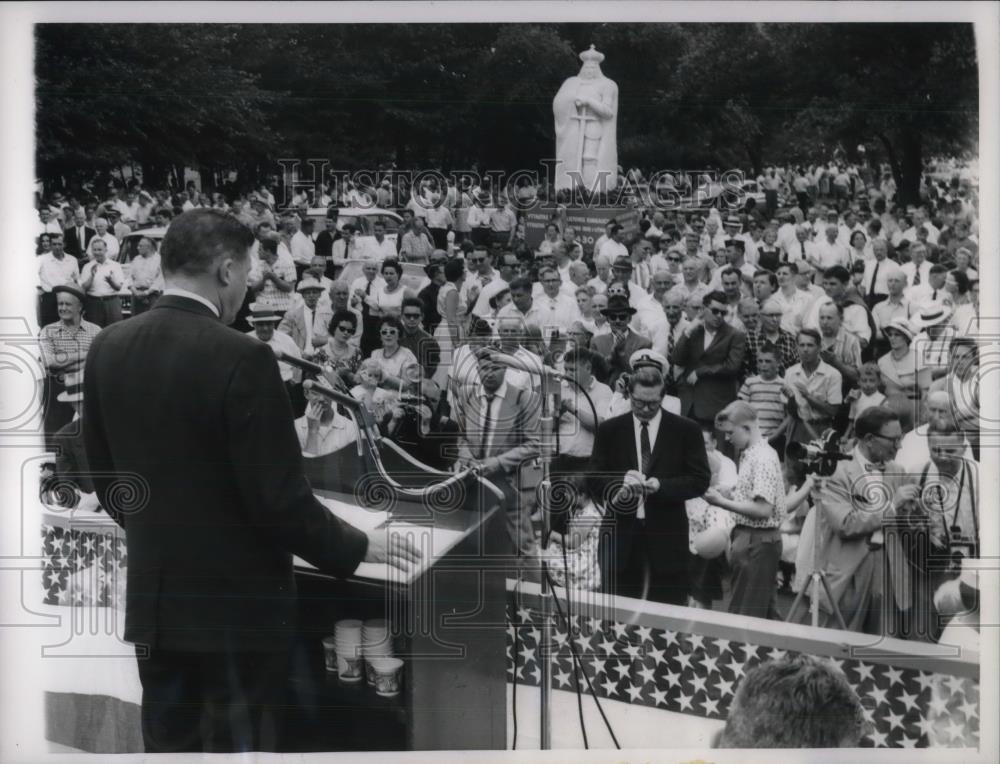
[294,494,465,583]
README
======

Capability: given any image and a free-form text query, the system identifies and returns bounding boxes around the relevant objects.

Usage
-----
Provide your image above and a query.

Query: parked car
[115,227,168,315]
[297,207,403,252]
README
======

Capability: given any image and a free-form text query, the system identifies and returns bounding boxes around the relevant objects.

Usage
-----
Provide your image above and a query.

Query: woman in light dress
[431,259,467,389]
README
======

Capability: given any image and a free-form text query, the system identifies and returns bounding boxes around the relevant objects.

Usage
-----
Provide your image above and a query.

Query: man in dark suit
[589,366,711,605]
[64,208,96,262]
[590,295,652,386]
[671,289,747,428]
[83,209,419,754]
[454,348,541,568]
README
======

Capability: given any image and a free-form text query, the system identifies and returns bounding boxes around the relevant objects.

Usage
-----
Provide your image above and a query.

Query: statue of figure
[553,45,619,194]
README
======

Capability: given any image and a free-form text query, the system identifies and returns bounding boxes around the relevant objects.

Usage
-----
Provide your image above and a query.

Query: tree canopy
[35,22,978,204]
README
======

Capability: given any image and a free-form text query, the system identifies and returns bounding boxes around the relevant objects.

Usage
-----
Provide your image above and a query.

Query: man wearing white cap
[606,348,681,417]
[279,277,333,354]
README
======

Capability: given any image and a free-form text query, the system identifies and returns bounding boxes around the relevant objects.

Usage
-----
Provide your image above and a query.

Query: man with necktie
[590,366,711,604]
[454,348,541,569]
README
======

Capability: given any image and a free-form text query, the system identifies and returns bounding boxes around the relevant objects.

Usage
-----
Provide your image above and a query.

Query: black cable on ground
[542,564,621,749]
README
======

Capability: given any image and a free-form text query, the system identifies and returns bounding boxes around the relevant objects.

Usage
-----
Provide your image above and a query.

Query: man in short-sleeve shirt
[704,401,786,619]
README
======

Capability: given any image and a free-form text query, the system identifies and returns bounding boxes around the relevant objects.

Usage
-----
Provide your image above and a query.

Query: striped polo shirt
[737,375,786,437]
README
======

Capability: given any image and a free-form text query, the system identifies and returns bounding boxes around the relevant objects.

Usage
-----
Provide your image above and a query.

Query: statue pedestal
[523,202,640,256]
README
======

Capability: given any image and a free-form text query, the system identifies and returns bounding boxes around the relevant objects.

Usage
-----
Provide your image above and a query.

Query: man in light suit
[671,289,747,428]
[278,276,333,354]
[590,294,652,387]
[805,407,923,638]
[589,366,711,605]
[455,348,541,567]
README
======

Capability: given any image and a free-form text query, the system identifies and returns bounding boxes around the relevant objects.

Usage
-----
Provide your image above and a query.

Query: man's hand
[363,529,423,573]
[893,483,920,509]
[304,400,325,428]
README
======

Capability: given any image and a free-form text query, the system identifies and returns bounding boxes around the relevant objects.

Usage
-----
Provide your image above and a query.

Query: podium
[286,438,509,751]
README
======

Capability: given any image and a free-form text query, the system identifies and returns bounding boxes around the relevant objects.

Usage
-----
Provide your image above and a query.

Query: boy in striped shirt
[738,344,788,440]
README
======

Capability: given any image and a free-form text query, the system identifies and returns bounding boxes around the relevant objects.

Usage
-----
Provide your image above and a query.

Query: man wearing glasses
[590,295,651,387]
[670,290,747,432]
[590,365,711,604]
[398,297,441,380]
[806,407,922,638]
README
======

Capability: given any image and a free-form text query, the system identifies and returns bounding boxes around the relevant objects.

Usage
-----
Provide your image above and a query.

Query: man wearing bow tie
[803,407,922,638]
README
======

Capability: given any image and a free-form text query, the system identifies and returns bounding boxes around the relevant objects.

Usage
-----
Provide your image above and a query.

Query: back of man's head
[718,655,867,748]
[161,209,254,277]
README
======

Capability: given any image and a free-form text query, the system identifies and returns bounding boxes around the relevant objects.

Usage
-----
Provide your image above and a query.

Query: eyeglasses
[871,433,903,447]
[631,399,661,410]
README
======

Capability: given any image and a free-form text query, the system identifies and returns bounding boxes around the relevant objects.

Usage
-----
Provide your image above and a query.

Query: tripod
[786,480,848,630]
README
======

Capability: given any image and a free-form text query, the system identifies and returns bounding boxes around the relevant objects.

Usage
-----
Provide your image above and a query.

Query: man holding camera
[805,407,922,638]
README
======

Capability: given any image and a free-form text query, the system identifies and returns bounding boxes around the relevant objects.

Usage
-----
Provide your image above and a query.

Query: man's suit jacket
[815,454,915,619]
[64,225,96,260]
[83,295,368,653]
[671,321,747,421]
[454,382,541,504]
[455,382,540,469]
[278,301,333,353]
[589,411,711,598]
[591,329,652,386]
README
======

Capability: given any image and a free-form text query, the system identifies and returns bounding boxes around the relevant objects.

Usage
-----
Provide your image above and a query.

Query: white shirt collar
[482,380,507,401]
[162,287,221,318]
[633,410,662,431]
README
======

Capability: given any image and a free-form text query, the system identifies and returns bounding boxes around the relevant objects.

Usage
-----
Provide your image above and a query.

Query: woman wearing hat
[877,317,930,433]
[39,284,100,439]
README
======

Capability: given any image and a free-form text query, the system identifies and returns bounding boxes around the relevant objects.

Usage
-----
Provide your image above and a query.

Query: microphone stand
[537,365,562,750]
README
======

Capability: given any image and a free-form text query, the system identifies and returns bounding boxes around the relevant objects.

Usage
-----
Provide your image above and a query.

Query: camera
[947,524,977,563]
[786,428,851,476]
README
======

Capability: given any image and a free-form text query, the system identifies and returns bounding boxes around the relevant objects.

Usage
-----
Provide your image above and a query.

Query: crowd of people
[37,157,981,645]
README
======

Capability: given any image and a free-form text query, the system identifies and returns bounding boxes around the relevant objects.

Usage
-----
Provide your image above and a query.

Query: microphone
[273,349,325,376]
[302,379,361,410]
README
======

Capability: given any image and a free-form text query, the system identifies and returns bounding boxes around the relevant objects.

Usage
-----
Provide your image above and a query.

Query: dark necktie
[640,422,652,475]
[480,393,496,458]
[667,324,677,384]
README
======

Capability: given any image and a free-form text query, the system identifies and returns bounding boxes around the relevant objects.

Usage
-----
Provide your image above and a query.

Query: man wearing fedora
[83,210,420,753]
[913,302,956,382]
[590,294,652,387]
